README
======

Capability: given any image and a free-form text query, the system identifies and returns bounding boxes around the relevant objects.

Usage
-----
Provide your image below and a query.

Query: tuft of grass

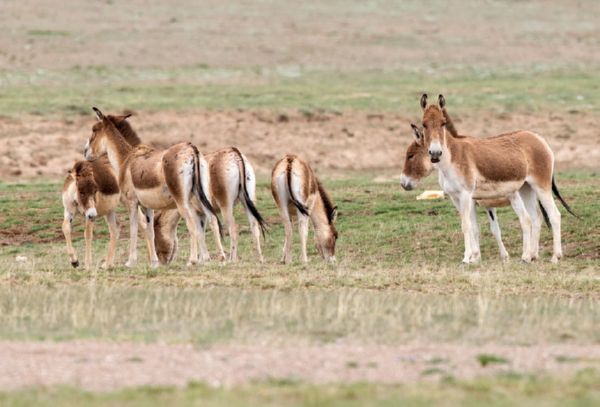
[477,354,509,367]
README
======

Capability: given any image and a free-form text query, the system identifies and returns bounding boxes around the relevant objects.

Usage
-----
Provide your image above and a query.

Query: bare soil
[1,341,598,391]
[1,109,598,181]
[2,1,599,71]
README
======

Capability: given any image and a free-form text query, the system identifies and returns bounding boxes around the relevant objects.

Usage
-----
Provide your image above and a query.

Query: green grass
[0,172,598,344]
[1,370,599,407]
[0,67,598,116]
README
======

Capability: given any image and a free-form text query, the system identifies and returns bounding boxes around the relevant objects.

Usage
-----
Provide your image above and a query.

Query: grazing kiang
[84,107,221,268]
[61,158,120,270]
[149,147,267,264]
[401,94,575,264]
[271,155,338,264]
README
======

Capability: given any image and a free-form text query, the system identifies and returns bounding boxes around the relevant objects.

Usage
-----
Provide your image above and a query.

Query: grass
[1,370,599,407]
[0,67,599,116]
[0,172,598,345]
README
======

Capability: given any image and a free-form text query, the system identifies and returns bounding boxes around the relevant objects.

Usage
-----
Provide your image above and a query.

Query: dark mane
[441,108,467,138]
[108,115,141,146]
[316,179,335,224]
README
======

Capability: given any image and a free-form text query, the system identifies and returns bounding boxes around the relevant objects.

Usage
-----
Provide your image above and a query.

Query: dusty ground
[2,1,599,72]
[1,109,598,181]
[1,341,598,391]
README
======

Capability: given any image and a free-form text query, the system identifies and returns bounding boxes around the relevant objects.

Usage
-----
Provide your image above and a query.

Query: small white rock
[15,255,28,263]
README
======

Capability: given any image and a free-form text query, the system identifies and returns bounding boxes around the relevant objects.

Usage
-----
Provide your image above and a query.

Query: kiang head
[420,93,450,163]
[84,107,134,160]
[315,182,338,263]
[71,161,98,221]
[400,123,433,191]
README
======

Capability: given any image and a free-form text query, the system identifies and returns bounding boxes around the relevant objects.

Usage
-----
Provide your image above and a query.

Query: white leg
[126,202,139,268]
[486,208,509,261]
[519,185,542,261]
[62,210,78,267]
[457,193,474,264]
[469,200,481,263]
[141,208,160,268]
[84,219,94,270]
[509,192,533,263]
[280,205,293,264]
[103,211,119,269]
[225,207,239,262]
[298,212,310,263]
[246,210,264,263]
[533,187,562,263]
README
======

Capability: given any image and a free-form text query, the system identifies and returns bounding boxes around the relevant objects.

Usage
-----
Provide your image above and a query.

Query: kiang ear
[92,107,105,122]
[420,93,428,110]
[331,206,338,222]
[438,94,446,109]
[410,123,424,144]
[123,113,132,119]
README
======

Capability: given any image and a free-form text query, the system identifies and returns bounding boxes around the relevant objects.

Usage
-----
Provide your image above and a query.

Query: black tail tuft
[192,145,223,238]
[286,156,309,216]
[231,147,268,237]
[538,201,551,228]
[552,176,578,218]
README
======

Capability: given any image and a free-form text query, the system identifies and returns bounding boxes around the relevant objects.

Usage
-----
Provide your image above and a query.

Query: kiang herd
[62,94,575,270]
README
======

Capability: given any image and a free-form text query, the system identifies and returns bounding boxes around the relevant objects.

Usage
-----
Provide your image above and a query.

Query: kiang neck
[105,129,133,175]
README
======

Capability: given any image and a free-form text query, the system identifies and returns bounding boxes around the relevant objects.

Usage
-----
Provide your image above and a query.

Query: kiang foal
[405,94,574,264]
[84,108,220,268]
[271,155,338,264]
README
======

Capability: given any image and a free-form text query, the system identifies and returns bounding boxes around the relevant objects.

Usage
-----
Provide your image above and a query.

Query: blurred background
[1,0,599,179]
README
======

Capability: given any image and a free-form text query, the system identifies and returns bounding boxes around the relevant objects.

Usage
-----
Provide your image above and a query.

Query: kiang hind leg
[519,184,542,261]
[485,208,509,262]
[508,191,533,263]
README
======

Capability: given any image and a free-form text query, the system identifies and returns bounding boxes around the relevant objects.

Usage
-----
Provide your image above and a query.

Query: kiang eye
[408,154,415,160]
[422,123,427,129]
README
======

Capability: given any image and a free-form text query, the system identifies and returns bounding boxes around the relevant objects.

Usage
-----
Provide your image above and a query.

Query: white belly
[473,179,524,199]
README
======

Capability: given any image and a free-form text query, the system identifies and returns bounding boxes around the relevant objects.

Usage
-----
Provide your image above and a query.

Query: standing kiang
[271,155,338,264]
[401,94,575,264]
[61,113,142,270]
[83,107,221,268]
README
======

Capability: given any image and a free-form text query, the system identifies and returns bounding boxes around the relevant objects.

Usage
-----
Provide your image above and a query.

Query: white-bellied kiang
[271,155,338,264]
[401,123,551,262]
[61,114,142,270]
[84,107,221,268]
[402,94,575,264]
[147,147,268,264]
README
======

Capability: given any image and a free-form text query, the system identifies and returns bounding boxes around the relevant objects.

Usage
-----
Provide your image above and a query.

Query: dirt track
[1,341,598,391]
[1,109,597,181]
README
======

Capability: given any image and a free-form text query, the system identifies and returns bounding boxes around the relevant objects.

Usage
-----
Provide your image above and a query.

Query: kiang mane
[108,116,141,146]
[317,179,336,224]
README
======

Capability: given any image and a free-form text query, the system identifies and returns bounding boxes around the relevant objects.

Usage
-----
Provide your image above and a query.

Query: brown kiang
[149,147,268,264]
[401,94,575,264]
[84,107,220,268]
[271,155,338,264]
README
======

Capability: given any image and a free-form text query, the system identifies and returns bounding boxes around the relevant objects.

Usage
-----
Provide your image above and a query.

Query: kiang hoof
[71,260,79,268]
[521,256,532,264]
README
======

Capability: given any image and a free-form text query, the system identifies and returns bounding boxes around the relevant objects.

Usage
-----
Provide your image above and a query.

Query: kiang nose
[428,149,442,158]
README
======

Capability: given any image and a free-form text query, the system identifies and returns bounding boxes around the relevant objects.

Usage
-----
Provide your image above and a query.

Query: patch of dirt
[0,109,598,182]
[0,341,599,391]
[1,1,599,71]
